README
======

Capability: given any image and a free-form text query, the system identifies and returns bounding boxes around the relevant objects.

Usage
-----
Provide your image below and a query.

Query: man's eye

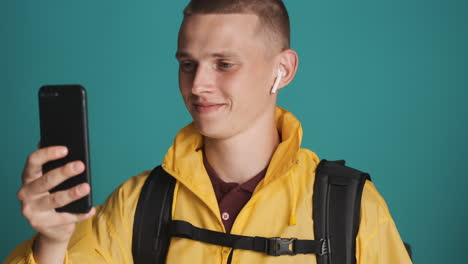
[180,61,196,72]
[218,62,234,70]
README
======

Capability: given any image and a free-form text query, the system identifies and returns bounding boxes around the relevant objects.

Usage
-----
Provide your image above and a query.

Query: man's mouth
[193,102,226,114]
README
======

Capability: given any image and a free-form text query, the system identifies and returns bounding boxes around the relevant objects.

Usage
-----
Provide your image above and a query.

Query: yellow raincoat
[5,107,412,263]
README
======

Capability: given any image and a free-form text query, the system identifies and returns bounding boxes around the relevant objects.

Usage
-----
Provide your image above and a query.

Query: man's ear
[274,49,299,92]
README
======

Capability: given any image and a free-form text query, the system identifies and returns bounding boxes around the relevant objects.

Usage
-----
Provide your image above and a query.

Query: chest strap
[170,220,328,256]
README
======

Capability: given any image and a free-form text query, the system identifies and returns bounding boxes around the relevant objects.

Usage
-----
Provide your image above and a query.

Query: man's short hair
[183,0,291,52]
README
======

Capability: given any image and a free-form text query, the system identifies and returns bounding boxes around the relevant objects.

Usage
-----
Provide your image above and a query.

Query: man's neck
[204,111,280,185]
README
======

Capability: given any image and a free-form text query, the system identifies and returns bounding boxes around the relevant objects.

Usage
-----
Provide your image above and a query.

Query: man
[6,0,412,263]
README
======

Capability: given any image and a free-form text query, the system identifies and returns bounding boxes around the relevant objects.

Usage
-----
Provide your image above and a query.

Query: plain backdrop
[2,0,467,262]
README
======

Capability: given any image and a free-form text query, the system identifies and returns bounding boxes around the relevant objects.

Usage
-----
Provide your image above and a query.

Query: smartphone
[38,84,92,213]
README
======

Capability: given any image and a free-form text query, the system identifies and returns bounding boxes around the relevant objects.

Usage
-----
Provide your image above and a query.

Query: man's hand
[17,145,96,263]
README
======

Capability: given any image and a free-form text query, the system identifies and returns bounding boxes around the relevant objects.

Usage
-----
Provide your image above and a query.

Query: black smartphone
[38,84,92,213]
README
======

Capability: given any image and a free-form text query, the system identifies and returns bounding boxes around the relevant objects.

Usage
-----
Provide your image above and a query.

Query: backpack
[132,160,412,263]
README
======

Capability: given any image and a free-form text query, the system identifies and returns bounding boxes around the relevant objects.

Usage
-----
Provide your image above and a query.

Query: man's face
[177,14,278,139]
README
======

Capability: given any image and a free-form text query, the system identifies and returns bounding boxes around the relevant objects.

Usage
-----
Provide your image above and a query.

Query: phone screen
[38,85,92,213]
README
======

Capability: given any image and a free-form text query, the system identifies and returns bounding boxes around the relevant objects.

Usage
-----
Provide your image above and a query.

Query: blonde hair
[183,0,291,52]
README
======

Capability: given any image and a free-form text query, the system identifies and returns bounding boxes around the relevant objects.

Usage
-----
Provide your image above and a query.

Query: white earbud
[271,69,284,94]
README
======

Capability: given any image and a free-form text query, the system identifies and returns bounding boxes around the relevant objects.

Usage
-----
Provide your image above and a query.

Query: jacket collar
[161,106,303,215]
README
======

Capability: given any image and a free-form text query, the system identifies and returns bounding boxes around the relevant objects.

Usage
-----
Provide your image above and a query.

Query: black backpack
[132,160,412,263]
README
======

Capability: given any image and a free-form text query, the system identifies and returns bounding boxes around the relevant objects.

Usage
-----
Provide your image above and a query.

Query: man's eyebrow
[175,51,191,59]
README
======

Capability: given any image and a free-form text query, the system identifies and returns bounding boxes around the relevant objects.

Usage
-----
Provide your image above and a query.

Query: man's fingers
[40,207,96,228]
[22,146,68,184]
[35,182,90,211]
[23,161,85,197]
[29,207,96,231]
[44,207,96,227]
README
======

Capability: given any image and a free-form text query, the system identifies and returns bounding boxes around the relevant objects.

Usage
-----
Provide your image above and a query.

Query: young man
[6,0,412,263]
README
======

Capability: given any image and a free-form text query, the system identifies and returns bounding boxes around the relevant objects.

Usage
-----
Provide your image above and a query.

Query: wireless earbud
[271,69,284,94]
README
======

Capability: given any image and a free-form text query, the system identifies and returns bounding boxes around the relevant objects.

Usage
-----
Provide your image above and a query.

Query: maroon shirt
[203,155,267,234]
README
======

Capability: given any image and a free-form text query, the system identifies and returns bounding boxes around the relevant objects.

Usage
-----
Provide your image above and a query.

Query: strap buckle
[266,237,297,256]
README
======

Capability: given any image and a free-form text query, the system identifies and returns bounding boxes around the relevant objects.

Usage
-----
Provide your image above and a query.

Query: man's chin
[194,121,233,140]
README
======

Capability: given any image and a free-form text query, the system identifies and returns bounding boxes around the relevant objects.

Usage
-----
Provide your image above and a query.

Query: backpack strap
[132,166,176,264]
[169,220,325,256]
[313,160,370,264]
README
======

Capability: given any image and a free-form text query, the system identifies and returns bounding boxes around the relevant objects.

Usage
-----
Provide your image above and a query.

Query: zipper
[324,183,332,264]
[323,183,331,263]
[227,249,234,264]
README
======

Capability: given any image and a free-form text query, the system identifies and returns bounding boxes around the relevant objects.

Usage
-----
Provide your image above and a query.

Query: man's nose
[192,65,214,95]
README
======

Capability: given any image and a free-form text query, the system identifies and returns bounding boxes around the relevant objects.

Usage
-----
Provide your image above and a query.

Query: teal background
[1,0,467,262]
